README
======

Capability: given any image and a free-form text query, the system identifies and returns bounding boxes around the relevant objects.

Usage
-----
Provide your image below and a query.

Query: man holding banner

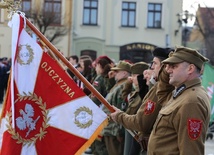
[111,47,211,154]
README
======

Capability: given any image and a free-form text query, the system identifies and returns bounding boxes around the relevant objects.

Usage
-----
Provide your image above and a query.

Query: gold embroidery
[74,107,93,129]
[7,92,50,146]
[41,61,75,98]
[17,44,34,65]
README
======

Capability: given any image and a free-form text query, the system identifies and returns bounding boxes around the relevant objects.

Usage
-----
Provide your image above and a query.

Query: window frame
[15,0,31,17]
[82,0,98,26]
[43,0,62,25]
[121,1,136,27]
[147,3,162,29]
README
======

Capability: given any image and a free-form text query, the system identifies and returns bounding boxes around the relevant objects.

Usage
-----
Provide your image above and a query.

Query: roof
[197,7,214,32]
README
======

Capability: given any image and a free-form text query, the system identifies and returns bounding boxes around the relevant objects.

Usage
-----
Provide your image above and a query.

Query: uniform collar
[173,78,201,99]
[116,78,128,83]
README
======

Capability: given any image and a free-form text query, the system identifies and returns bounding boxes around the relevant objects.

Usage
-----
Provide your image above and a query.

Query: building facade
[72,0,183,62]
[0,0,183,63]
[0,0,72,58]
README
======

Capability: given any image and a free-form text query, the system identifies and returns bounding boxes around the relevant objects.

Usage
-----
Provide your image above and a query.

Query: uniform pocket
[153,110,173,136]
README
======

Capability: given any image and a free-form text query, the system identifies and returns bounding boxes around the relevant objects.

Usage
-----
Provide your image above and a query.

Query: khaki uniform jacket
[122,81,133,101]
[148,78,211,155]
[126,91,142,115]
[102,78,128,137]
[115,68,174,136]
[116,84,159,136]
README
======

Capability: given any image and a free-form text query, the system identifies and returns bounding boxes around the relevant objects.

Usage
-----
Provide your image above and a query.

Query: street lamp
[175,10,194,47]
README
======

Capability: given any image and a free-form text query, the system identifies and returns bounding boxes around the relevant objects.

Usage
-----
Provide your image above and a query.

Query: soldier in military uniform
[123,62,149,155]
[102,61,131,155]
[109,47,174,155]
[90,56,113,106]
[147,47,211,154]
[90,56,113,155]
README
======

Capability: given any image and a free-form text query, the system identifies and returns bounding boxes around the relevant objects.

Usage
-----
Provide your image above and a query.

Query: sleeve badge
[93,81,99,87]
[144,100,155,115]
[188,119,202,140]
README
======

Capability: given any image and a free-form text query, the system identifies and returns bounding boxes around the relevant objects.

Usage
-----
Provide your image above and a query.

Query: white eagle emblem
[147,101,153,111]
[144,100,155,115]
[188,119,202,140]
[16,103,40,137]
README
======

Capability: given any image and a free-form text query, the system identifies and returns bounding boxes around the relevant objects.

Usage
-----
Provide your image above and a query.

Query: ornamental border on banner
[7,92,49,146]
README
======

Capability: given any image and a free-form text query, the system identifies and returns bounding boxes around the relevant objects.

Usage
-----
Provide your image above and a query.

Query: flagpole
[25,18,115,113]
[0,0,22,129]
[24,17,141,142]
[2,0,140,142]
[1,0,140,149]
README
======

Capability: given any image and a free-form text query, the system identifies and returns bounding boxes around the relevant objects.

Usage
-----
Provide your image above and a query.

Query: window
[44,0,61,25]
[14,0,31,17]
[83,0,98,25]
[81,50,97,61]
[21,0,31,17]
[121,2,136,27]
[147,3,162,28]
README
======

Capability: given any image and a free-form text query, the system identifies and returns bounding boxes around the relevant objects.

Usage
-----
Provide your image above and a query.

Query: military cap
[111,60,131,73]
[131,62,149,74]
[153,47,173,60]
[162,47,209,69]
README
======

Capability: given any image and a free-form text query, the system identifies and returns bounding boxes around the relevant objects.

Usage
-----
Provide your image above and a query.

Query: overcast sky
[183,0,214,13]
[182,0,214,26]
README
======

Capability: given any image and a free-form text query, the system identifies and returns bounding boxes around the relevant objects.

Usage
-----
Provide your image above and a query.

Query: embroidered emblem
[188,119,202,140]
[17,44,34,65]
[74,106,93,128]
[173,84,186,99]
[7,92,50,146]
[16,103,40,137]
[93,81,99,87]
[144,100,155,115]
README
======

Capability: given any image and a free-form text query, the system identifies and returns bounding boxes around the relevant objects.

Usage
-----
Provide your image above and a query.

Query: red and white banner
[0,13,108,155]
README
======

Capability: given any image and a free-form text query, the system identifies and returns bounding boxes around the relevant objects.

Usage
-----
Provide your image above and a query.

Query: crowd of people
[0,46,211,155]
[65,46,211,155]
[0,57,10,104]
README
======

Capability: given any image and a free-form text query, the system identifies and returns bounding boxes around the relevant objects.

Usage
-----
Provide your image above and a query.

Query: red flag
[0,13,108,155]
